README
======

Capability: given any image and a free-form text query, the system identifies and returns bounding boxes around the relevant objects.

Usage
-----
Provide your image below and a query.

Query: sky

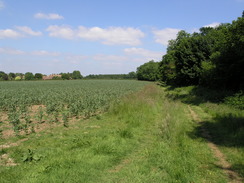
[0,0,243,76]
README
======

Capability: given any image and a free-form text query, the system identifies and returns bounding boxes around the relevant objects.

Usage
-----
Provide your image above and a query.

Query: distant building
[42,74,61,80]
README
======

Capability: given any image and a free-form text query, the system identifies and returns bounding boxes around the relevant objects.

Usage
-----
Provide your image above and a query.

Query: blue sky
[0,0,243,75]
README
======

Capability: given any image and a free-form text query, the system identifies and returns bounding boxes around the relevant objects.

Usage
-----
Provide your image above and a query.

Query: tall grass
[165,85,244,178]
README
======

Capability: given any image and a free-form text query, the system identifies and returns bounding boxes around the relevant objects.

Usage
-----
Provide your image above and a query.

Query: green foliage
[22,149,42,162]
[224,91,244,109]
[0,71,8,81]
[52,76,62,80]
[84,72,137,80]
[16,73,24,79]
[25,72,34,80]
[127,71,137,79]
[72,70,83,79]
[15,76,22,81]
[62,111,69,127]
[159,51,176,85]
[61,73,70,80]
[159,14,244,91]
[212,17,244,90]
[8,72,16,80]
[136,60,159,81]
[34,73,43,80]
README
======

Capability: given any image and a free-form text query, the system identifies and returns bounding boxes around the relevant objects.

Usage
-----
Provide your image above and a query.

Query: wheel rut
[188,105,243,183]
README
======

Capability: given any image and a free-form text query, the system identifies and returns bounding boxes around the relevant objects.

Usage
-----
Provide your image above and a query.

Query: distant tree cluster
[0,70,83,81]
[0,71,41,81]
[84,72,137,80]
[60,70,83,80]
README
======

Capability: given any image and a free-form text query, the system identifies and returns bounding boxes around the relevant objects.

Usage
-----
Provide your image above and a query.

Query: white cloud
[203,22,221,28]
[124,47,163,61]
[0,29,22,39]
[0,47,25,55]
[78,26,145,45]
[46,25,74,39]
[16,26,42,36]
[31,50,60,56]
[34,13,64,20]
[0,0,4,10]
[0,26,42,39]
[46,25,145,45]
[152,28,180,46]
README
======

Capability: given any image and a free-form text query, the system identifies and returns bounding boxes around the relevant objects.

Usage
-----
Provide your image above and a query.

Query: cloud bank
[0,27,42,39]
[34,13,64,20]
[46,25,145,46]
[124,47,162,61]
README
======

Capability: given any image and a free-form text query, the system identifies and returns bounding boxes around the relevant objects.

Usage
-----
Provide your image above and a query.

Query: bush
[15,76,22,81]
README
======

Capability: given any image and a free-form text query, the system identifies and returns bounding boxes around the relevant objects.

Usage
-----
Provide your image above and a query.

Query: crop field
[0,80,148,138]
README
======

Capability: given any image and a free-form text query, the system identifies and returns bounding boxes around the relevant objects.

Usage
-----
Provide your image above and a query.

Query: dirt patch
[30,104,46,113]
[0,138,28,149]
[0,154,18,166]
[188,105,243,183]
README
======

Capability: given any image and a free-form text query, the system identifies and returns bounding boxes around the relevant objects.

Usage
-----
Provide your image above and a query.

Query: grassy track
[0,84,233,182]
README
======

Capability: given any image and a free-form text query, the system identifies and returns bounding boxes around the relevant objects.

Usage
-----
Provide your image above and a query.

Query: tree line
[0,70,137,81]
[137,13,244,91]
[84,72,136,80]
[0,70,83,81]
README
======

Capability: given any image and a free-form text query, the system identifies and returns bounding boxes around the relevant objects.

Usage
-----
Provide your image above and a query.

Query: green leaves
[136,60,159,81]
[159,15,244,90]
[22,149,43,162]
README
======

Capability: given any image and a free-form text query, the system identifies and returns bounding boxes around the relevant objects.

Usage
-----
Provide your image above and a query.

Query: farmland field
[0,80,148,137]
[0,81,243,183]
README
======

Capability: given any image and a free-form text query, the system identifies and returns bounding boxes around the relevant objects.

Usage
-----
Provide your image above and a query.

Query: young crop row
[0,80,148,137]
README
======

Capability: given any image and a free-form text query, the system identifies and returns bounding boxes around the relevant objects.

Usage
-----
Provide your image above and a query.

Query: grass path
[188,105,243,183]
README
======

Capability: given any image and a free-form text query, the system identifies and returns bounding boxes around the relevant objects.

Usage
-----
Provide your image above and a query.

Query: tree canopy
[158,14,244,90]
[136,60,159,81]
[24,72,34,80]
[72,70,83,79]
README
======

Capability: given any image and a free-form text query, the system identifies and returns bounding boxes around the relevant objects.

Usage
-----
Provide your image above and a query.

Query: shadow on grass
[164,85,244,177]
[190,114,244,148]
[189,114,244,177]
[165,86,234,106]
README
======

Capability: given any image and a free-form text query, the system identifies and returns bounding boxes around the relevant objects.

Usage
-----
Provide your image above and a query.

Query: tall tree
[136,60,159,81]
[25,72,34,80]
[35,73,43,80]
[72,70,83,79]
[8,73,16,80]
[213,17,244,90]
[0,71,8,81]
